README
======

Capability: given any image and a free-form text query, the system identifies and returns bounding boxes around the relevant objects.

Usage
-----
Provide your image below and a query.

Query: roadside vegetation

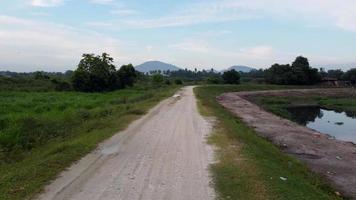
[0,53,182,200]
[195,84,342,200]
[0,85,179,200]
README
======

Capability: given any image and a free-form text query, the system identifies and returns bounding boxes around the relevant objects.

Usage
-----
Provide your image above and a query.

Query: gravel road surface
[37,86,215,200]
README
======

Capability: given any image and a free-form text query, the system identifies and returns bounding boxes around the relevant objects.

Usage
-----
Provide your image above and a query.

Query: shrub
[206,76,223,84]
[152,73,164,85]
[175,79,183,85]
[222,69,240,84]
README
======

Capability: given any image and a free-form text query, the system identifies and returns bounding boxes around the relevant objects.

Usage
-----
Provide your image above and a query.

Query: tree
[292,56,320,84]
[327,69,344,80]
[72,53,120,92]
[117,64,136,88]
[292,56,309,68]
[343,68,356,84]
[266,64,291,84]
[265,56,320,85]
[222,69,240,84]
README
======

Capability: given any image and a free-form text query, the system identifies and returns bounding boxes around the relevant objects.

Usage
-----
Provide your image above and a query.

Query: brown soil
[217,89,356,199]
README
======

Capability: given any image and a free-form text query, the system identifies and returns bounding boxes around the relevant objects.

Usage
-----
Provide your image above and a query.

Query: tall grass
[0,85,179,200]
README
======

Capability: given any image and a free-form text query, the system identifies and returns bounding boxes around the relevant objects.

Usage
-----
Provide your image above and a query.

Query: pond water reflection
[287,106,356,143]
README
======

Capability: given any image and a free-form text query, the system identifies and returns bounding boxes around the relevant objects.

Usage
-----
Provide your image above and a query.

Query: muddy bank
[218,89,356,199]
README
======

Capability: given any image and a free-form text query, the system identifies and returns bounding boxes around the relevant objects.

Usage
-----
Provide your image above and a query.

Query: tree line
[242,56,356,85]
[2,54,355,92]
[0,53,240,92]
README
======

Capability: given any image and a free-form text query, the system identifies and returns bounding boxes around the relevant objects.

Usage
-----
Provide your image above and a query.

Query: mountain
[223,65,256,73]
[135,61,181,73]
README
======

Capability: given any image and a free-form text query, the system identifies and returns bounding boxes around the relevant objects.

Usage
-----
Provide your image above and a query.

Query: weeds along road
[37,86,215,200]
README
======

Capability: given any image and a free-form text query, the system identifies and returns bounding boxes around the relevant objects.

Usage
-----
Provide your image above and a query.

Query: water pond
[287,106,356,143]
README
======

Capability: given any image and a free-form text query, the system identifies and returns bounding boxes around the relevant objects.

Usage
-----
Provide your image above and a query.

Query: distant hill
[223,65,256,73]
[135,61,181,73]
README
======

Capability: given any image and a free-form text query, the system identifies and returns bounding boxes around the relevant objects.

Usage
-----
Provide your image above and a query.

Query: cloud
[29,0,64,7]
[110,9,139,16]
[239,46,275,59]
[169,36,300,69]
[0,15,126,71]
[87,12,255,30]
[171,37,277,59]
[29,12,51,17]
[171,40,211,53]
[89,0,115,5]
[93,0,356,32]
[145,45,153,52]
[200,0,356,32]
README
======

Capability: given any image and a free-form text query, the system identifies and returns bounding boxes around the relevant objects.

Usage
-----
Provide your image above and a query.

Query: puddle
[287,106,356,143]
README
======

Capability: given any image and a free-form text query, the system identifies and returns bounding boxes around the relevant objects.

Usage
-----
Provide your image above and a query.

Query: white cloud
[110,9,139,16]
[29,0,64,7]
[171,40,211,53]
[145,45,153,52]
[29,12,51,17]
[239,46,275,59]
[90,0,115,5]
[0,15,126,71]
[86,14,253,30]
[170,37,284,69]
[90,0,356,32]
[200,0,356,32]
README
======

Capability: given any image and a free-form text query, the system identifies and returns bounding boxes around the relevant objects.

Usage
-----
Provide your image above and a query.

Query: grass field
[194,84,342,200]
[0,85,179,200]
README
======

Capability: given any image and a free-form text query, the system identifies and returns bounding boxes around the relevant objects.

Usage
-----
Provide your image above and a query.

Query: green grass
[0,77,60,92]
[194,84,342,200]
[254,95,356,121]
[0,85,179,200]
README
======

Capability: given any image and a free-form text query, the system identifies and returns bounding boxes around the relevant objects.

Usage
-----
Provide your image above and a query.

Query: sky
[1,0,356,72]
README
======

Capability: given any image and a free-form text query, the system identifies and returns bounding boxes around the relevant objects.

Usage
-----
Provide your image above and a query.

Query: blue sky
[1,0,356,72]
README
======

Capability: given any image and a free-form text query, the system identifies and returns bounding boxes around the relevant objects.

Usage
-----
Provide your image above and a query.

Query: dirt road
[37,86,215,200]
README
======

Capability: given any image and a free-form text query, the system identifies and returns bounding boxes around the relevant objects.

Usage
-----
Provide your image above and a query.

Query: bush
[51,79,72,91]
[151,74,164,85]
[165,79,171,85]
[222,70,240,84]
[206,76,223,84]
[175,79,183,85]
